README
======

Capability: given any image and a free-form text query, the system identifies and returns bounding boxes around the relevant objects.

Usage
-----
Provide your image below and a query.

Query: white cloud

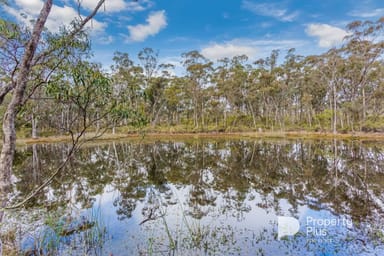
[242,0,298,22]
[127,10,167,42]
[97,35,114,45]
[348,8,384,18]
[50,4,106,34]
[200,39,310,61]
[78,0,153,13]
[306,24,349,48]
[125,0,154,12]
[15,0,43,14]
[5,0,106,34]
[201,43,258,60]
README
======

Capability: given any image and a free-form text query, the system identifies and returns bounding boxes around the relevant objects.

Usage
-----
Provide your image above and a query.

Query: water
[8,138,384,255]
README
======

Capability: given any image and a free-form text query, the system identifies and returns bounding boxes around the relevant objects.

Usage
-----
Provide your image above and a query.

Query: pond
[4,138,384,255]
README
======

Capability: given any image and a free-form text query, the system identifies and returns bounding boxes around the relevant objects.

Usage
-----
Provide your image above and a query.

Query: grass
[52,208,106,255]
[13,129,384,146]
[139,190,242,256]
[0,227,18,256]
[0,207,106,256]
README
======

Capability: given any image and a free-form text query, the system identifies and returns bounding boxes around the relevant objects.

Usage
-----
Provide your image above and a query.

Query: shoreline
[16,131,384,145]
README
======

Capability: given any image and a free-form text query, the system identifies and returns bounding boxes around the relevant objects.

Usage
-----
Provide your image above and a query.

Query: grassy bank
[15,130,384,145]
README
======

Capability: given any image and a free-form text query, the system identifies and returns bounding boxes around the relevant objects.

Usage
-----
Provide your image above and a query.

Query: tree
[47,60,116,138]
[213,57,231,127]
[182,50,213,129]
[138,47,175,126]
[328,49,344,134]
[0,0,106,213]
[163,76,185,126]
[0,0,54,211]
[342,18,384,129]
[111,51,146,131]
[253,50,282,130]
[300,55,328,129]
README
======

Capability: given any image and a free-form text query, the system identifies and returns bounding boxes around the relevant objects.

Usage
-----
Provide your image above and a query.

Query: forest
[1,17,384,140]
[0,2,384,255]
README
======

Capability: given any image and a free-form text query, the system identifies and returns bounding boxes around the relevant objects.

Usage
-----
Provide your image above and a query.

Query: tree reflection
[12,139,384,224]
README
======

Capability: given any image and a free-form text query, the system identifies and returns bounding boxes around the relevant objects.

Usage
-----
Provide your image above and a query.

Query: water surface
[10,138,384,255]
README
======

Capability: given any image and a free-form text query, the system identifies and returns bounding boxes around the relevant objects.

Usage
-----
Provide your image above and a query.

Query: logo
[277,216,300,240]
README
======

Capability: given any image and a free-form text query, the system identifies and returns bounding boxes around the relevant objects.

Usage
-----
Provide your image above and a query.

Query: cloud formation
[242,0,298,22]
[79,0,153,13]
[306,24,349,48]
[201,38,308,61]
[348,8,384,18]
[5,0,106,34]
[15,0,42,14]
[127,10,167,42]
[201,43,257,60]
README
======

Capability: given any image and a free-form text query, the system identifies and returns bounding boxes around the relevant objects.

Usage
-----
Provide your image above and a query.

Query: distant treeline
[2,18,384,136]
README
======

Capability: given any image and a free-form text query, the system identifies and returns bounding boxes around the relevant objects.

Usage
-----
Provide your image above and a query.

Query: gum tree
[182,50,213,128]
[0,0,106,213]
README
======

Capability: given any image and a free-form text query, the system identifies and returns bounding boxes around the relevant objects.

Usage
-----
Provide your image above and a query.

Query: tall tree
[342,18,384,128]
[111,51,146,130]
[0,0,106,212]
[182,50,213,128]
[0,0,54,207]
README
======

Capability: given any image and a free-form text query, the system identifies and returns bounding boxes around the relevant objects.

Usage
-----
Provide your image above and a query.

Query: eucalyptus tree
[368,61,384,124]
[341,18,384,129]
[300,55,328,128]
[111,51,146,130]
[253,50,282,129]
[163,76,186,125]
[46,60,116,138]
[330,50,346,133]
[213,57,231,127]
[138,47,175,126]
[226,55,257,128]
[308,49,345,133]
[280,48,305,125]
[0,0,106,211]
[139,47,159,125]
[229,56,249,117]
[146,64,175,126]
[181,50,213,128]
[0,0,54,208]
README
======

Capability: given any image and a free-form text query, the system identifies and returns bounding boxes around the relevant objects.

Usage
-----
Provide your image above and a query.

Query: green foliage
[314,109,333,130]
[0,18,19,39]
[8,17,384,137]
[47,62,111,104]
[362,117,384,132]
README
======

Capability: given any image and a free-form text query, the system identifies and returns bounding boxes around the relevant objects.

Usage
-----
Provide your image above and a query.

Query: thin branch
[0,0,106,105]
[3,145,75,210]
[2,110,111,210]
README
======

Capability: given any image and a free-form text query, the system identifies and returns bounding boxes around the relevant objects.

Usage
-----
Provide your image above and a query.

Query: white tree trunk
[0,0,53,204]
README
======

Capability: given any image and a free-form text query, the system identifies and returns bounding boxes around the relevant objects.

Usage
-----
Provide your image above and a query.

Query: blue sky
[3,0,384,72]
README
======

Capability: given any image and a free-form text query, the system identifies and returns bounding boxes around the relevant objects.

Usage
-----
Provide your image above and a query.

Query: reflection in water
[10,139,384,255]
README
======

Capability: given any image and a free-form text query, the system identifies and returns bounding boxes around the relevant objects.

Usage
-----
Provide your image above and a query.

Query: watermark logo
[277,215,354,243]
[277,216,300,240]
[306,216,352,237]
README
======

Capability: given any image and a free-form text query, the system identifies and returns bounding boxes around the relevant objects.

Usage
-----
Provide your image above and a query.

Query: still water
[8,138,384,255]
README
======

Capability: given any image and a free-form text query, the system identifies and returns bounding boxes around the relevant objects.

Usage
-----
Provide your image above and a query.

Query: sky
[2,0,384,73]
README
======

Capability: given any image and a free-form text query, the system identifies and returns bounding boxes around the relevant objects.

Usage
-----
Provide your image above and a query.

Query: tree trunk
[0,0,53,207]
[333,81,337,134]
[362,87,366,125]
[32,144,40,182]
[201,101,204,129]
[32,111,38,139]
